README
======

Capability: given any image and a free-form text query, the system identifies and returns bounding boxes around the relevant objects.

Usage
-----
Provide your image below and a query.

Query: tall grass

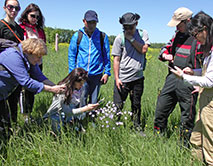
[1,45,204,166]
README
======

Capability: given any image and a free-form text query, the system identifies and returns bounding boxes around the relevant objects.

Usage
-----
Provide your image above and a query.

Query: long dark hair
[58,68,88,105]
[18,3,45,29]
[187,11,213,56]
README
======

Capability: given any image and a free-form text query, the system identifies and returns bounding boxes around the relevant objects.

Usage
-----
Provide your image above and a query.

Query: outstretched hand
[44,84,67,94]
[82,103,99,112]
[170,66,184,78]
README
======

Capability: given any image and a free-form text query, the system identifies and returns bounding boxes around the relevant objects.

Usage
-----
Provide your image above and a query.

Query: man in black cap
[68,10,111,107]
[112,12,150,135]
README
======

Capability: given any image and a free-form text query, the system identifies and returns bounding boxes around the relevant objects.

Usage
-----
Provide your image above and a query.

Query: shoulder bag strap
[0,20,22,43]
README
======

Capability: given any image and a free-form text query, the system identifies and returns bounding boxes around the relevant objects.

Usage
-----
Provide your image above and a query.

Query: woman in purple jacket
[0,38,66,140]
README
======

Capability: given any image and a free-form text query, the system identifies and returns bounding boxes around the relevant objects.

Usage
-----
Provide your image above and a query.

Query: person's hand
[124,31,133,41]
[162,53,173,62]
[115,79,123,91]
[170,66,184,78]
[183,67,194,75]
[85,103,100,111]
[100,74,109,84]
[50,84,66,94]
[191,86,200,94]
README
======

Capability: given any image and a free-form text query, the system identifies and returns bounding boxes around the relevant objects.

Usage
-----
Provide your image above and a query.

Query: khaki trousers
[190,88,213,165]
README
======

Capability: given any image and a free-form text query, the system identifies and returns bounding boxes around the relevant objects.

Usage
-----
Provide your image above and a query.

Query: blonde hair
[21,38,47,57]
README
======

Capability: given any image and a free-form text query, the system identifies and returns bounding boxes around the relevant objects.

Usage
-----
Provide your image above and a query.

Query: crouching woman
[43,68,99,134]
[0,38,66,139]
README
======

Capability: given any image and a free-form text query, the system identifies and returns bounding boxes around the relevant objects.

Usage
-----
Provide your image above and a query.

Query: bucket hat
[119,12,140,25]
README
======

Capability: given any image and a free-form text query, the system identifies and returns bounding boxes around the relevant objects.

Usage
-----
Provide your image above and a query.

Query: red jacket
[19,22,46,42]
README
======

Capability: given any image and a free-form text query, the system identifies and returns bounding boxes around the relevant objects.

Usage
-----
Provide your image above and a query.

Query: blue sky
[0,0,212,43]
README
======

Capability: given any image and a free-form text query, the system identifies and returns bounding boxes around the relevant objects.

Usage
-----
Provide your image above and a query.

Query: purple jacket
[0,44,47,100]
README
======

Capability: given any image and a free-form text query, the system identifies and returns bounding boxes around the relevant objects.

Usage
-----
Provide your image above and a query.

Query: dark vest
[171,32,203,70]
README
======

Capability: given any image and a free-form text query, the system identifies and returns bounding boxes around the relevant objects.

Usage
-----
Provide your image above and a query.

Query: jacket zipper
[87,38,91,72]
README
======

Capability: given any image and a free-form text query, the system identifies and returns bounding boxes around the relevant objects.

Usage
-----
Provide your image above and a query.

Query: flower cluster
[89,101,133,130]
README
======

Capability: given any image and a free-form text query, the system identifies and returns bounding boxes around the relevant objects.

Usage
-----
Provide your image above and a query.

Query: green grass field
[1,44,204,166]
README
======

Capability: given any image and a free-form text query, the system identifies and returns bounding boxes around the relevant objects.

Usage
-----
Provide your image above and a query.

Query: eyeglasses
[191,27,205,38]
[30,14,40,20]
[123,25,135,31]
[6,5,21,12]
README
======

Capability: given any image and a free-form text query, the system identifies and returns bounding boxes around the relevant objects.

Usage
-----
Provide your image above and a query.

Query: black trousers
[154,74,198,135]
[22,64,43,114]
[113,77,144,128]
[7,85,22,123]
[0,99,11,140]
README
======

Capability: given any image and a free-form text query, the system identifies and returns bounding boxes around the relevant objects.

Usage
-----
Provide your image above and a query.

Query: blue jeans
[49,112,73,134]
[81,74,102,106]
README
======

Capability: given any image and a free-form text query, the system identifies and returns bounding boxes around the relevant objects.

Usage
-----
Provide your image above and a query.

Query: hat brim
[167,19,181,27]
[85,18,98,22]
[121,20,137,25]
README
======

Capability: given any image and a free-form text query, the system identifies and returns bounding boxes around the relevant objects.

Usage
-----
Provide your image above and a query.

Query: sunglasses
[123,25,135,31]
[6,4,21,12]
[30,14,40,20]
[191,27,205,38]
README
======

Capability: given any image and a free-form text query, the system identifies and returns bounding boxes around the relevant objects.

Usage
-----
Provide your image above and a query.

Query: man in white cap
[154,7,203,148]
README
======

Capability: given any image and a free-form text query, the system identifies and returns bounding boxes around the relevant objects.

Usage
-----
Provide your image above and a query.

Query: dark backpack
[75,31,105,64]
[0,38,19,53]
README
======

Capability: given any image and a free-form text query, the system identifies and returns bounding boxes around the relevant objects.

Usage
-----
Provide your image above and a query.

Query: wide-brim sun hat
[119,12,140,25]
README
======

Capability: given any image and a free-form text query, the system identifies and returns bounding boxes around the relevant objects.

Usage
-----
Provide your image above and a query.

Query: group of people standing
[0,0,213,165]
[155,7,213,165]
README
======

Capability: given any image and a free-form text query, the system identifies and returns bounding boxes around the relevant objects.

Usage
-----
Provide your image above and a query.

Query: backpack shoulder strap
[76,30,83,64]
[100,31,105,52]
[138,29,143,39]
[120,29,143,46]
[100,31,105,65]
[120,32,125,47]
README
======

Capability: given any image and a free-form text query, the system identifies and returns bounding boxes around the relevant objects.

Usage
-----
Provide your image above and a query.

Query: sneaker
[136,130,146,137]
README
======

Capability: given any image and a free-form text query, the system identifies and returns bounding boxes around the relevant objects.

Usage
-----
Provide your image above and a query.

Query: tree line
[44,27,164,48]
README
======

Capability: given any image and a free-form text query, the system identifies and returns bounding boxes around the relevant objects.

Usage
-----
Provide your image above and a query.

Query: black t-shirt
[0,19,24,43]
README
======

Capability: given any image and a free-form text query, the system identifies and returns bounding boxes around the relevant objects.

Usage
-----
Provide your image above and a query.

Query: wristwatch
[130,38,135,43]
